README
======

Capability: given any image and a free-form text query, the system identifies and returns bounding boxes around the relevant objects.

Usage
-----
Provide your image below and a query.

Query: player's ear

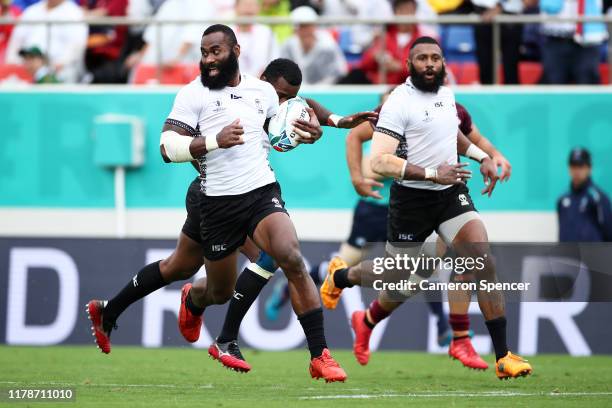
[233,43,241,58]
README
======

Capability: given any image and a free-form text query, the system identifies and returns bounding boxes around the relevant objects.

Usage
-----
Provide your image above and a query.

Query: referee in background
[557,147,612,242]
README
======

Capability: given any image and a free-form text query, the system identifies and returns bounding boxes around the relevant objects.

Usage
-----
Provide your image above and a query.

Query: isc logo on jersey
[268,97,310,152]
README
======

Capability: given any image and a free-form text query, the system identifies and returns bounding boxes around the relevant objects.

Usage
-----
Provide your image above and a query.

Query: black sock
[485,316,508,361]
[309,263,323,286]
[185,290,205,316]
[298,308,327,359]
[217,268,268,343]
[104,261,166,325]
[333,268,353,289]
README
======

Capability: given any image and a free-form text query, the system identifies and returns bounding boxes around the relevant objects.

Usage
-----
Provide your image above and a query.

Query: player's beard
[409,63,445,93]
[200,50,239,90]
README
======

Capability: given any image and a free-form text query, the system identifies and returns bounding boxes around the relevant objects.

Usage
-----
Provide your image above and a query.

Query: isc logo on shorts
[458,194,469,206]
[212,244,227,252]
[272,197,282,208]
[398,233,414,241]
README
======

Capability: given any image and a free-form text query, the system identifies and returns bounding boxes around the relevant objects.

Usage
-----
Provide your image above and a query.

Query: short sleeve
[166,83,203,134]
[263,81,279,119]
[375,90,406,141]
[456,103,473,135]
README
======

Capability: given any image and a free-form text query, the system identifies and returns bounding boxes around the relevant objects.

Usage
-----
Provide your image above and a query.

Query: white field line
[2,382,611,400]
[299,391,612,400]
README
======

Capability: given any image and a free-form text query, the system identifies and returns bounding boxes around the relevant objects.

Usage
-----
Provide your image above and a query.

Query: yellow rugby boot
[496,352,533,379]
[320,257,348,309]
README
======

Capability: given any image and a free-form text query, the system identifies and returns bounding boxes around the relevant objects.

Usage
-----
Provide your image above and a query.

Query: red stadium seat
[518,62,543,85]
[445,61,609,85]
[0,64,32,83]
[131,64,199,85]
[455,62,480,85]
[600,64,609,85]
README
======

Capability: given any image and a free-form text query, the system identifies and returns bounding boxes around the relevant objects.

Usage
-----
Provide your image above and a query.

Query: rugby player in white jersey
[320,36,533,380]
[85,57,376,370]
[160,25,346,382]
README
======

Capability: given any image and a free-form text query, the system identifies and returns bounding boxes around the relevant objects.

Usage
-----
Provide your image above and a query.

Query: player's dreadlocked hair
[202,24,238,47]
[262,58,302,86]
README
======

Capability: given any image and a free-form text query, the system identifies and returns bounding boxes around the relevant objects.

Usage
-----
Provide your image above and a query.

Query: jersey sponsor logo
[435,101,443,108]
[458,194,469,206]
[272,197,282,208]
[212,244,227,252]
[213,99,226,113]
[230,94,242,100]
[398,233,414,241]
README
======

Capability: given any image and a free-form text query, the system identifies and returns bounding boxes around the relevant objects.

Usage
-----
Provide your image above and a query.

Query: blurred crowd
[0,0,610,85]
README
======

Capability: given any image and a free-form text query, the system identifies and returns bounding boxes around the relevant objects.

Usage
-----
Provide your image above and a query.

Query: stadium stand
[0,1,609,85]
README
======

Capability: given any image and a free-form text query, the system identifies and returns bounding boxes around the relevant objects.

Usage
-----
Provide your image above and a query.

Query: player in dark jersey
[86,56,375,368]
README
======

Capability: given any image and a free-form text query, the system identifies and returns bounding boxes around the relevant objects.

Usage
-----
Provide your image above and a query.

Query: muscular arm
[370,131,425,180]
[346,122,374,182]
[346,122,383,198]
[160,119,244,163]
[304,97,378,129]
[467,123,512,181]
[457,129,501,197]
[371,131,471,185]
[457,130,473,156]
[304,98,332,125]
[466,123,500,157]
[159,122,202,163]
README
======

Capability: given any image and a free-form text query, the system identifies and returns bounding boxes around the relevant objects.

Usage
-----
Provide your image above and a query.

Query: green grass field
[1,346,611,408]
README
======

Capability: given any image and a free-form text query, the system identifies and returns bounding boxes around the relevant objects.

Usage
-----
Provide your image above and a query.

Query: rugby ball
[268,96,310,152]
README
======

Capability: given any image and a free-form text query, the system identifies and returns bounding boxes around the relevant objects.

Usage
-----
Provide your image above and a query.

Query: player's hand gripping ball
[268,97,311,152]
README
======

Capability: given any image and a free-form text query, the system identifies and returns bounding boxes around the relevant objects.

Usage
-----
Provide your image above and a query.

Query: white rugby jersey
[376,77,460,191]
[166,74,279,196]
